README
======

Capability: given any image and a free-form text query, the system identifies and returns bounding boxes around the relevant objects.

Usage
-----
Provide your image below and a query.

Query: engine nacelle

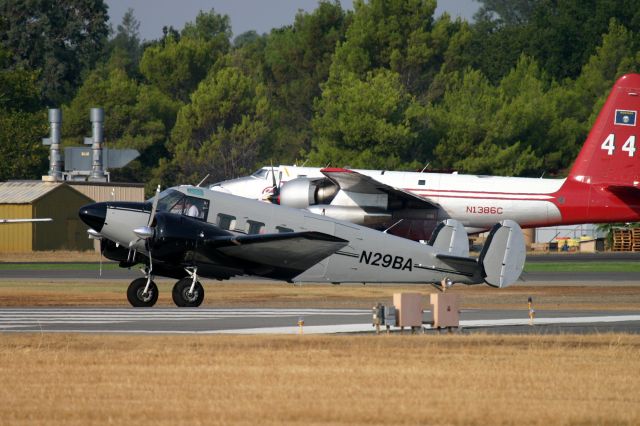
[279,178,338,208]
[150,212,231,260]
[308,205,391,227]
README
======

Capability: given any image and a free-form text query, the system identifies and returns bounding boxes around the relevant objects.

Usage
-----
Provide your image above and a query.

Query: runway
[1,307,639,334]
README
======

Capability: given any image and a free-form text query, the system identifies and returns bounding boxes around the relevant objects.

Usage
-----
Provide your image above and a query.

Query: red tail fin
[568,74,640,187]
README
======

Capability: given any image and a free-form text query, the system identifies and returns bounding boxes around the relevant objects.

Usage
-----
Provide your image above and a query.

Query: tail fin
[478,220,525,288]
[568,74,640,186]
[428,219,469,257]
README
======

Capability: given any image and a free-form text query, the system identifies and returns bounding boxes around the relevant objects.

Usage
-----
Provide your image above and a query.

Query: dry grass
[0,280,639,310]
[0,250,100,263]
[0,333,638,425]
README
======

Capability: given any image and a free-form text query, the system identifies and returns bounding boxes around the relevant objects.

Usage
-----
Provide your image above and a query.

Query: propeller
[128,185,161,266]
[130,184,162,292]
[87,229,104,277]
[148,184,161,226]
[267,162,281,204]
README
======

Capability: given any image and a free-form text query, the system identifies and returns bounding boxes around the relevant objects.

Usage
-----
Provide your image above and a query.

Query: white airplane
[212,74,640,240]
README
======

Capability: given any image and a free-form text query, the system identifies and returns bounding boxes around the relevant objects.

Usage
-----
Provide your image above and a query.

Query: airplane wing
[0,218,52,224]
[208,231,349,281]
[321,167,439,209]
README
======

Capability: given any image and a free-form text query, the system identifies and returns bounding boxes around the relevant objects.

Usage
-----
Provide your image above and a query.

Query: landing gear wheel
[172,278,204,307]
[127,277,158,307]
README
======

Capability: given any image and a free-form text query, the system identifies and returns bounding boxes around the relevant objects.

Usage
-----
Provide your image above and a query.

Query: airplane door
[328,222,362,282]
[299,215,336,280]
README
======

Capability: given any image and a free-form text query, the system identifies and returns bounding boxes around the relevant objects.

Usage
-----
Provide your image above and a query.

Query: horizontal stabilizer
[429,219,469,257]
[478,220,525,288]
[211,231,348,279]
[435,254,481,279]
[606,185,640,198]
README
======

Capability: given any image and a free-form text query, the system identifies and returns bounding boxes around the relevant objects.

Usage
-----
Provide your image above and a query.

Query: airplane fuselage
[86,186,524,286]
[213,163,640,241]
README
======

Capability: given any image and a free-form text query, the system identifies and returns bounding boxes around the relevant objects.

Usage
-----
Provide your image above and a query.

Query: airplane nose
[79,203,107,232]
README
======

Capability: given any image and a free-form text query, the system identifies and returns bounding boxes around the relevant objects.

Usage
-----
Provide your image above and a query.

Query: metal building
[66,181,145,203]
[0,181,94,252]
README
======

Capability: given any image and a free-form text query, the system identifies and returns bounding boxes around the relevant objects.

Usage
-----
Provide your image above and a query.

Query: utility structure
[41,107,140,183]
[41,108,64,181]
[84,107,107,181]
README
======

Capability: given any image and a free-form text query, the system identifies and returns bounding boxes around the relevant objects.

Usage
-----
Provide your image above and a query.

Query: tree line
[1,0,640,194]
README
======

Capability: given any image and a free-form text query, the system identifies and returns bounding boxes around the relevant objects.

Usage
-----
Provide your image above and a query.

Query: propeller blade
[270,162,277,188]
[147,184,161,226]
[268,162,281,204]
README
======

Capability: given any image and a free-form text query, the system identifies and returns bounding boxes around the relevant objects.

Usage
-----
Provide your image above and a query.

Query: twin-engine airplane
[212,74,640,240]
[79,185,525,308]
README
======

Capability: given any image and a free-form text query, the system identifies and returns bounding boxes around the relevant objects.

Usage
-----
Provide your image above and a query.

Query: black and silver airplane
[79,185,526,308]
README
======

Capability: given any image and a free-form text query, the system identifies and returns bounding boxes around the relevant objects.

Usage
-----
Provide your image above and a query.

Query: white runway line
[0,308,638,334]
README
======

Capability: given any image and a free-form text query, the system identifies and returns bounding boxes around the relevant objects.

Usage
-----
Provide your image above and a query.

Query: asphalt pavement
[0,307,638,335]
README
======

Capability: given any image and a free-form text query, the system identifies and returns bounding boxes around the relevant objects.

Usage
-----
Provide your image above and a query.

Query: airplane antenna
[196,174,210,187]
[325,162,331,168]
[420,163,430,173]
[300,159,308,167]
[540,171,545,178]
[383,219,404,233]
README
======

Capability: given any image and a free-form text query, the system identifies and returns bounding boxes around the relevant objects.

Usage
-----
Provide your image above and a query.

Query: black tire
[127,277,159,308]
[172,278,204,308]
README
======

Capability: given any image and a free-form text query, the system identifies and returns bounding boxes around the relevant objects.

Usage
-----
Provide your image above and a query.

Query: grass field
[523,261,640,272]
[1,280,639,310]
[0,333,638,425]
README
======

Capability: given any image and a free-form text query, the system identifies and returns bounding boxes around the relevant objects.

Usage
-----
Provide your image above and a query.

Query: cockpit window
[154,189,209,221]
[154,189,184,212]
[251,168,269,179]
[183,196,209,220]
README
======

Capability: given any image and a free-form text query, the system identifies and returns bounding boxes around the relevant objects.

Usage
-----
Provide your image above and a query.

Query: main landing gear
[126,267,204,308]
[172,267,204,307]
[127,273,158,308]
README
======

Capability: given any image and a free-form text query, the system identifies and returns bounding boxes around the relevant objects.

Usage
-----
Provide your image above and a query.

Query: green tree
[157,66,269,187]
[139,9,231,103]
[106,8,143,78]
[471,0,640,82]
[261,1,349,160]
[0,47,47,181]
[310,68,427,169]
[428,58,569,176]
[0,0,109,104]
[330,0,465,97]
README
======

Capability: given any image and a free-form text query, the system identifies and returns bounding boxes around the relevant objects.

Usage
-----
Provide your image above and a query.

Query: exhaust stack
[42,108,63,180]
[84,108,106,182]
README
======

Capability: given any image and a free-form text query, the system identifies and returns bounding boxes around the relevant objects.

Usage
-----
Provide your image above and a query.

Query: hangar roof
[0,181,64,204]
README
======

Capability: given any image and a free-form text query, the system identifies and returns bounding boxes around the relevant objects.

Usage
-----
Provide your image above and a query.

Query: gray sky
[105,0,480,41]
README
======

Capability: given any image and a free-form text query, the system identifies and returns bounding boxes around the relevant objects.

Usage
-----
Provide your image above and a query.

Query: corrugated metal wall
[1,183,143,253]
[32,186,94,251]
[0,205,33,252]
[68,184,144,202]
